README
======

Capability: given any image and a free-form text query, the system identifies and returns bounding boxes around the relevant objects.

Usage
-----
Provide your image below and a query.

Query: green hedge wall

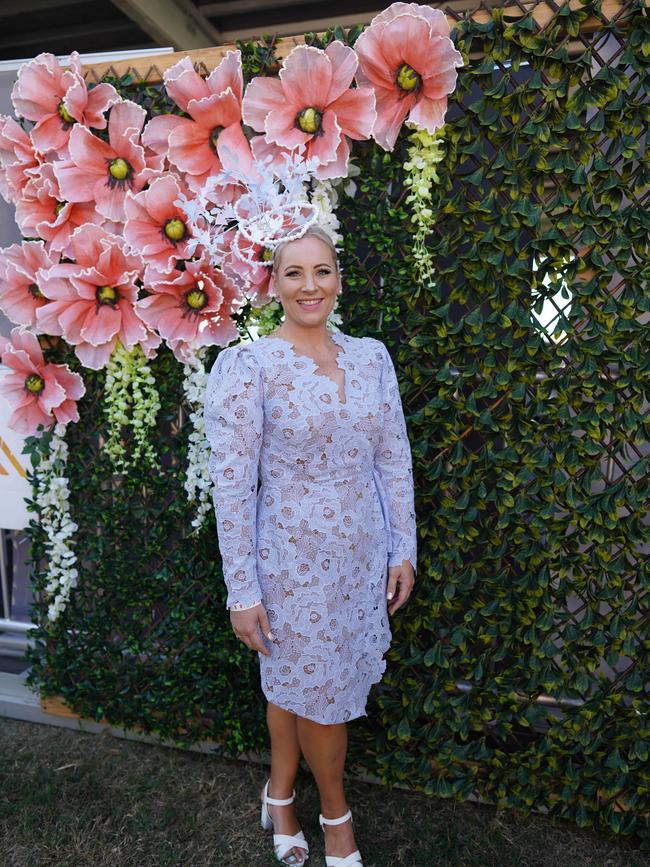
[25,1,649,845]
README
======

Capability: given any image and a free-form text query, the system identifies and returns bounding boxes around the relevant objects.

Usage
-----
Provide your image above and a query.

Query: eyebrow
[283,263,333,272]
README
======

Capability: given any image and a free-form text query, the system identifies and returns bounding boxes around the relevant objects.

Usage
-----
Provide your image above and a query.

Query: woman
[204,226,417,866]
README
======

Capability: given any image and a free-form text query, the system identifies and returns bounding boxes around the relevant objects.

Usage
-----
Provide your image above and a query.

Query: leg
[265,700,309,864]
[296,716,359,859]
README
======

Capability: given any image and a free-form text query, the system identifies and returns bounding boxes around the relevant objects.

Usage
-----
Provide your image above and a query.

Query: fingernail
[267,631,274,640]
[387,592,393,600]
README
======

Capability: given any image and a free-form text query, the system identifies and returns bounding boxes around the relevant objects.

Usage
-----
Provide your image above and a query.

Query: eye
[317,268,331,276]
[285,270,300,277]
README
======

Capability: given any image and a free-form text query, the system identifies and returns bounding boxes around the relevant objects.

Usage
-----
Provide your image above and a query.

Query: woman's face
[273,234,340,328]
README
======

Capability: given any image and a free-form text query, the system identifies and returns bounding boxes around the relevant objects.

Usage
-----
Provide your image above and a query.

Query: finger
[386,570,399,603]
[244,628,271,656]
[388,579,412,615]
[258,607,274,642]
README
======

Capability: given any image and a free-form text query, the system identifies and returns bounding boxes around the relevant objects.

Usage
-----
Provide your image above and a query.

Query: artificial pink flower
[0,115,39,203]
[354,3,464,151]
[224,245,273,307]
[0,326,85,434]
[123,174,194,273]
[54,100,161,223]
[15,162,102,256]
[0,240,59,327]
[137,253,239,360]
[35,224,159,370]
[11,51,119,154]
[242,41,376,180]
[142,51,253,194]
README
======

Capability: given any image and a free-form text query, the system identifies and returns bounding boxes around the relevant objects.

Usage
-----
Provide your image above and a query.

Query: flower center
[54,200,66,216]
[164,218,187,242]
[108,158,130,181]
[296,107,322,135]
[57,100,76,124]
[260,247,273,263]
[209,126,224,154]
[28,282,45,300]
[396,63,421,93]
[96,285,118,305]
[25,373,44,394]
[185,287,207,310]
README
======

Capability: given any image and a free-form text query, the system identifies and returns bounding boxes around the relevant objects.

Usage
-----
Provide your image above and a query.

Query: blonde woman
[205,226,417,866]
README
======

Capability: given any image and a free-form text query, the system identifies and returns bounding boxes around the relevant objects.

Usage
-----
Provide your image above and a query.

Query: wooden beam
[0,0,89,13]
[200,0,310,15]
[84,0,630,83]
[221,11,382,41]
[0,19,138,51]
[110,0,222,50]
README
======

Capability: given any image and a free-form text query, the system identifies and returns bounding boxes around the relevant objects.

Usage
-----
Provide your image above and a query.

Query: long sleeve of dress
[373,340,418,575]
[204,344,264,610]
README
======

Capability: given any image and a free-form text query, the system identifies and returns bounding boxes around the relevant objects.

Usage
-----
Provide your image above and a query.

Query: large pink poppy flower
[11,51,119,154]
[0,326,85,435]
[15,163,102,256]
[142,51,253,193]
[0,115,39,203]
[54,100,160,223]
[137,253,240,360]
[0,240,59,327]
[35,224,159,370]
[242,41,376,180]
[354,3,464,151]
[123,174,194,273]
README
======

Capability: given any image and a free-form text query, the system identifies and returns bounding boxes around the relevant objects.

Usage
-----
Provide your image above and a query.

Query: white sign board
[0,375,32,529]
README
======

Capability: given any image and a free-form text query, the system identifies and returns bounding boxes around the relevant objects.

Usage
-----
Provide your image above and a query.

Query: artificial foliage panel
[22,0,649,845]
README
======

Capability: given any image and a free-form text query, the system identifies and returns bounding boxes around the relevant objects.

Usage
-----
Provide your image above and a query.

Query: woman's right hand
[230,604,274,656]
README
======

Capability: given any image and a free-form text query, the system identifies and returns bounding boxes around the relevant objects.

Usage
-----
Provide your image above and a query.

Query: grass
[0,717,645,867]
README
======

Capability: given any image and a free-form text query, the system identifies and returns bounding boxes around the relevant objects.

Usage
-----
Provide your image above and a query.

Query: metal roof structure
[0,0,483,61]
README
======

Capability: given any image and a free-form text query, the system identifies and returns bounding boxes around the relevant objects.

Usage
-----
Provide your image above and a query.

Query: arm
[373,339,418,576]
[204,345,264,610]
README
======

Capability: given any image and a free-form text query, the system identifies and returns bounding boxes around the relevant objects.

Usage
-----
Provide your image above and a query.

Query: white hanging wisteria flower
[32,423,79,622]
[181,346,212,532]
[403,127,447,288]
[103,341,161,472]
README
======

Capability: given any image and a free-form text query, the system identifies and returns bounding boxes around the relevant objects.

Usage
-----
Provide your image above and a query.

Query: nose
[303,273,317,292]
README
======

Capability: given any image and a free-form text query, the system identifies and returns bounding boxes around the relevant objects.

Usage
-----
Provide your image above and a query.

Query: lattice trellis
[24,0,649,843]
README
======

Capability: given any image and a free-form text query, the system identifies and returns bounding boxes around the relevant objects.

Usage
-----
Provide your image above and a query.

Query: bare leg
[265,701,309,864]
[296,717,359,859]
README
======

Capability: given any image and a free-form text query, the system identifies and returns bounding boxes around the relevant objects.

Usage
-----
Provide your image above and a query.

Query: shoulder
[208,341,261,378]
[355,335,392,367]
[205,343,263,406]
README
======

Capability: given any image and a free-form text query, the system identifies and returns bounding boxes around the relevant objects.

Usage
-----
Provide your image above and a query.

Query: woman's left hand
[386,559,415,616]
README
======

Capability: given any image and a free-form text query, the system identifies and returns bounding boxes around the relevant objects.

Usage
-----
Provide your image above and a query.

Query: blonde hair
[272,226,339,274]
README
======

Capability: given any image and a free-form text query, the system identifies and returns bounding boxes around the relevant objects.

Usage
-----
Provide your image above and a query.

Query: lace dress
[204,329,417,724]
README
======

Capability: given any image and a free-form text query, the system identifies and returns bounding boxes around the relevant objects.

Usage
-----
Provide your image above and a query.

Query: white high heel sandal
[260,778,310,865]
[318,809,363,867]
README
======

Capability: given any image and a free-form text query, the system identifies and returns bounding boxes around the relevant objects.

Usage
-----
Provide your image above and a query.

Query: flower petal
[329,86,376,140]
[324,41,358,104]
[241,76,285,132]
[279,45,332,112]
[206,49,243,103]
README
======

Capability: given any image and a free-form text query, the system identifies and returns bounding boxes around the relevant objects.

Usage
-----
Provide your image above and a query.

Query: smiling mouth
[297,298,323,307]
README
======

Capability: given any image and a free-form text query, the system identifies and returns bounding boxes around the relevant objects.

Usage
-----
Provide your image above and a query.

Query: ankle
[267,783,296,804]
[320,804,350,822]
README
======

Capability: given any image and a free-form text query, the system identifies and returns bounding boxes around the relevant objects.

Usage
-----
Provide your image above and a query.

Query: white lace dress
[204,329,417,724]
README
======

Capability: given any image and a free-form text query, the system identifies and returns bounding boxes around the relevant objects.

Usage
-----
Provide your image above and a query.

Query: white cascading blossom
[181,346,212,532]
[403,127,447,289]
[103,341,161,472]
[32,423,80,622]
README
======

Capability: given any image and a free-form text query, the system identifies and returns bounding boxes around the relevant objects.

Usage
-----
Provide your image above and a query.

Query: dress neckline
[260,330,348,405]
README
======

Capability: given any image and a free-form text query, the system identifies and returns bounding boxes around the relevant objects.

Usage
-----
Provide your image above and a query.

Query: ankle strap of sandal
[265,781,296,806]
[319,809,352,827]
